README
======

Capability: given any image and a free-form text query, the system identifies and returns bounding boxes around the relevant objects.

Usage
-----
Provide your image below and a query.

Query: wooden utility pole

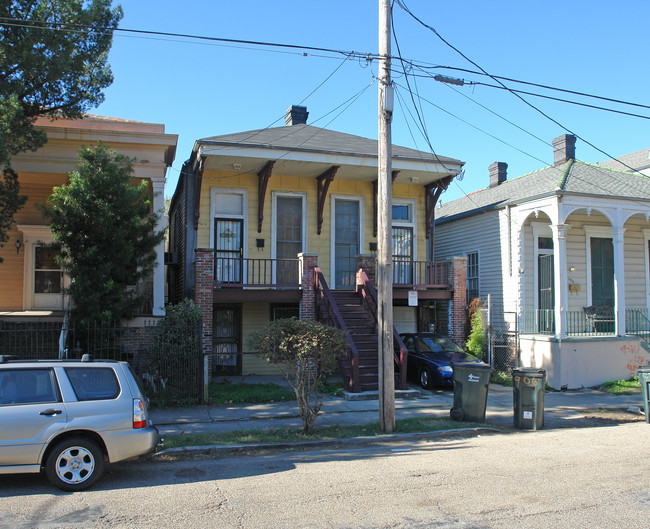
[378,0,395,433]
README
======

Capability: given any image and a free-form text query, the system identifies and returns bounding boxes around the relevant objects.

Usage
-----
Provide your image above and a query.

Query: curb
[152,427,503,458]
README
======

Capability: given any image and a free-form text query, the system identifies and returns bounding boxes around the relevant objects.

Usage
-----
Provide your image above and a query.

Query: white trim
[270,191,308,259]
[16,225,66,311]
[209,187,248,258]
[584,225,613,307]
[392,198,417,261]
[532,223,553,310]
[330,194,364,288]
[643,228,650,312]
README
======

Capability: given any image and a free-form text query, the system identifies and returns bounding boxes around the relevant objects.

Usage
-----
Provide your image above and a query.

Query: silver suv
[0,355,158,491]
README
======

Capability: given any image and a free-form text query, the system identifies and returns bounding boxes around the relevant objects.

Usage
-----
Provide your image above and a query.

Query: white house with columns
[434,135,650,389]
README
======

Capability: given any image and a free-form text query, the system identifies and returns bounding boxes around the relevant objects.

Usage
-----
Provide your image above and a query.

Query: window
[591,237,614,307]
[466,252,479,303]
[0,369,58,406]
[65,368,120,401]
[271,303,300,320]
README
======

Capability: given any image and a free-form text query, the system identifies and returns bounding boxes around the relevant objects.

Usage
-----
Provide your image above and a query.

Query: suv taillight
[133,398,147,429]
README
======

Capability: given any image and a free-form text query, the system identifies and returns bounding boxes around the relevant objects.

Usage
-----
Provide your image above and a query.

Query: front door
[334,199,360,289]
[591,237,614,307]
[392,226,413,284]
[538,252,554,332]
[212,306,241,376]
[215,219,243,284]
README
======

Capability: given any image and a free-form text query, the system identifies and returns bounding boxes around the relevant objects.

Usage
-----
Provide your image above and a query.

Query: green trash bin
[450,362,491,422]
[512,368,546,430]
[637,366,650,424]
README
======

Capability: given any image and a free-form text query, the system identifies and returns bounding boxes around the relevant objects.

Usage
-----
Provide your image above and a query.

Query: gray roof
[599,147,650,172]
[436,160,650,224]
[199,124,463,165]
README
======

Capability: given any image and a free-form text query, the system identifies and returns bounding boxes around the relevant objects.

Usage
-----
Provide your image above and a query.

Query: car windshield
[416,336,466,354]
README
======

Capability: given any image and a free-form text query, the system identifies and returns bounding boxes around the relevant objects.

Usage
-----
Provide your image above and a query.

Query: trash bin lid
[512,368,546,377]
[452,361,491,371]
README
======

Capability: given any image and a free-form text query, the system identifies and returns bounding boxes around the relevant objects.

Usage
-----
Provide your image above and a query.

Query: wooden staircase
[329,290,380,392]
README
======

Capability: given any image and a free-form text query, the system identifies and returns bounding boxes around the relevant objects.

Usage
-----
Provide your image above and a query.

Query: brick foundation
[449,256,467,345]
[194,249,214,366]
[299,253,318,321]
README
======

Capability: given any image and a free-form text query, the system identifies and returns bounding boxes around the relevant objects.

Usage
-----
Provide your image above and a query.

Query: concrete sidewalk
[149,379,647,437]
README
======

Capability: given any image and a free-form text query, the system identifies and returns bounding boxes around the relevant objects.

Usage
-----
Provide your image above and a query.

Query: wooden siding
[198,172,430,286]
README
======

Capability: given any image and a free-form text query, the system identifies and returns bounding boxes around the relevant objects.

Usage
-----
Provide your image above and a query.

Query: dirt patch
[573,408,646,427]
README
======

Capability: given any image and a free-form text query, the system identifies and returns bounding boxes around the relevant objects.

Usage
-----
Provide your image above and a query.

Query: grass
[161,417,491,449]
[599,376,641,395]
[208,380,294,405]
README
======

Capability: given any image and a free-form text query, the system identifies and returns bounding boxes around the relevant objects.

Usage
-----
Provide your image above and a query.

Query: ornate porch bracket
[194,155,206,230]
[372,170,401,238]
[257,161,275,233]
[317,165,339,235]
[425,175,454,239]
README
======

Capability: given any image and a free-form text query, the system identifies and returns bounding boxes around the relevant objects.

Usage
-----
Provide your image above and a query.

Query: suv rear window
[65,367,120,401]
[0,368,58,405]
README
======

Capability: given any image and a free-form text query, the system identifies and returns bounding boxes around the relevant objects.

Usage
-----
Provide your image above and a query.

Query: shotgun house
[167,106,467,392]
[434,134,650,389]
[0,115,178,330]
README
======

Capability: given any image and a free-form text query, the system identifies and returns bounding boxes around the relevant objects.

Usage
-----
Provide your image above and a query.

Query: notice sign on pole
[408,290,418,307]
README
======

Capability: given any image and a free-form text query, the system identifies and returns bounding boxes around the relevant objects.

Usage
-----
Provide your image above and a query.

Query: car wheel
[45,437,104,492]
[419,368,432,389]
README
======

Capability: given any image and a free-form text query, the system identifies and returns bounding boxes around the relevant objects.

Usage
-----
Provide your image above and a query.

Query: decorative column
[612,227,626,336]
[298,253,319,321]
[152,179,166,316]
[449,256,467,345]
[551,224,569,338]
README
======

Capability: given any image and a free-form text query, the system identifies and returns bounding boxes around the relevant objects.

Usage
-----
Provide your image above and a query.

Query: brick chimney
[552,134,576,165]
[284,105,308,126]
[489,162,507,188]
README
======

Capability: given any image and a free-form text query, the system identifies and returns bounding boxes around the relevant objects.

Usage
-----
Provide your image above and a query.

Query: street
[0,422,649,529]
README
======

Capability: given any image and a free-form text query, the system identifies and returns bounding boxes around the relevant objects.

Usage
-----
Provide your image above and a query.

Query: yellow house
[167,106,466,391]
[0,115,178,322]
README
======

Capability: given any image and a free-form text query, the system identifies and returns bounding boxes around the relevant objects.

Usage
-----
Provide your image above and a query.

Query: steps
[327,290,404,393]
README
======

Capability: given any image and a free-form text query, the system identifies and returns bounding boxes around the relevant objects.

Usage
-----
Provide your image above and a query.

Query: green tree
[0,0,122,258]
[249,318,348,434]
[42,143,164,323]
[466,309,487,359]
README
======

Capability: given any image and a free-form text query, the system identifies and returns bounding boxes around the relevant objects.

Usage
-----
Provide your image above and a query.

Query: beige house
[0,115,178,321]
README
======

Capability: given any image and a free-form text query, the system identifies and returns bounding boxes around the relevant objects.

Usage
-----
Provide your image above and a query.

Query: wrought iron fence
[0,320,202,406]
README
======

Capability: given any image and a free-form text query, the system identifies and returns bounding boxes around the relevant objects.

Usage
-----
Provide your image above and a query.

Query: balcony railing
[520,308,618,336]
[391,259,450,289]
[214,257,300,288]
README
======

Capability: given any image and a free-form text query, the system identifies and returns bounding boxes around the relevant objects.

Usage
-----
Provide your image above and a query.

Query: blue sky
[93,1,650,202]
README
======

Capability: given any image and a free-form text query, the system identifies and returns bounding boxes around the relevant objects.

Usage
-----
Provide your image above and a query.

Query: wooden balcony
[212,256,301,302]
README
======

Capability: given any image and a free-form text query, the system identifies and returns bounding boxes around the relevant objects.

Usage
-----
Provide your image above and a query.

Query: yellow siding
[0,225,26,310]
[199,172,431,286]
[241,301,282,375]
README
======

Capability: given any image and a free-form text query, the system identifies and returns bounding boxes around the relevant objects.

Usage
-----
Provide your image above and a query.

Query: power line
[393,0,644,176]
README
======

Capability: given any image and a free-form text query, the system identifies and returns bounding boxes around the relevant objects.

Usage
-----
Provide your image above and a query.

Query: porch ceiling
[199,149,460,186]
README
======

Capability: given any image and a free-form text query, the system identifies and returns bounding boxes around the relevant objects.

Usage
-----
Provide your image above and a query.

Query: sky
[93,1,650,202]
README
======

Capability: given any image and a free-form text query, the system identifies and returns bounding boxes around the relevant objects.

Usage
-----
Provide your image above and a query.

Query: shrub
[248,318,348,434]
[466,309,487,359]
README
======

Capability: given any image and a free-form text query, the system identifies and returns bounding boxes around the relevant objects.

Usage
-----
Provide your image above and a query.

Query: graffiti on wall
[620,344,650,377]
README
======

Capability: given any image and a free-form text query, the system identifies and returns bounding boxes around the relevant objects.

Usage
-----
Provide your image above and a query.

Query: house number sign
[513,375,540,386]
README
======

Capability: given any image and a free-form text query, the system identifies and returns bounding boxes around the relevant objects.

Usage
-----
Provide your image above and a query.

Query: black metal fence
[0,320,202,407]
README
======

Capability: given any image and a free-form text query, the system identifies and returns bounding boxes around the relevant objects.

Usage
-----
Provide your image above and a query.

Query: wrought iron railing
[214,256,299,288]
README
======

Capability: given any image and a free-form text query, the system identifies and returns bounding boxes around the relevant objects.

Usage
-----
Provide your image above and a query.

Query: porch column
[449,256,467,345]
[194,249,214,368]
[613,227,626,336]
[551,224,568,338]
[152,179,166,315]
[299,252,319,321]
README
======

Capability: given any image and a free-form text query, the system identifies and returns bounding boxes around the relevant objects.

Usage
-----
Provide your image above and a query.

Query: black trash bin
[512,368,546,430]
[450,362,491,422]
[637,366,650,424]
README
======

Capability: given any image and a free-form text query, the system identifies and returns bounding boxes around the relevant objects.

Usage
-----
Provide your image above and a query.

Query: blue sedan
[399,333,486,389]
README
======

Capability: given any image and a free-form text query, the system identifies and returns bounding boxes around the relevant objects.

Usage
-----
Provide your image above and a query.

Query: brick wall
[299,253,318,321]
[449,256,467,344]
[194,249,214,361]
[355,254,376,286]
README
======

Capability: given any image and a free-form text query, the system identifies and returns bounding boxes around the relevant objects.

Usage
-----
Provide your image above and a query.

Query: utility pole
[378,0,395,433]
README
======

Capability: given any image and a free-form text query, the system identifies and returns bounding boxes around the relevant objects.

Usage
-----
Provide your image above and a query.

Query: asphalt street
[0,422,648,529]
